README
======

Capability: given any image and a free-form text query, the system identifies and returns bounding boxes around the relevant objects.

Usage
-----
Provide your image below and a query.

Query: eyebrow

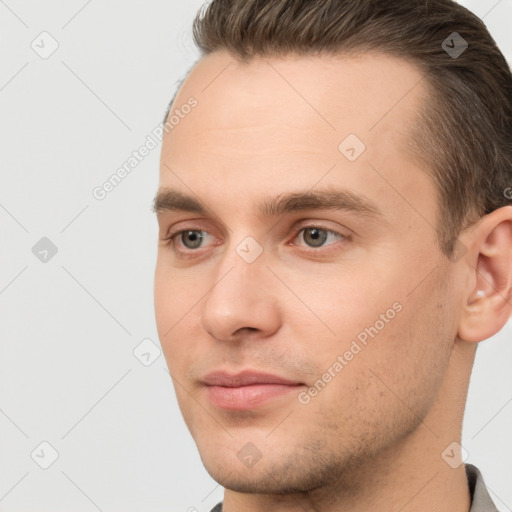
[153,187,383,220]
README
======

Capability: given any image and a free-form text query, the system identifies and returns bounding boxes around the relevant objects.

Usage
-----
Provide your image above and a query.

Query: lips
[202,370,302,387]
[202,370,304,410]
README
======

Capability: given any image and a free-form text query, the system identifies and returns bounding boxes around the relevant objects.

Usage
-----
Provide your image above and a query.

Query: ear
[458,206,512,343]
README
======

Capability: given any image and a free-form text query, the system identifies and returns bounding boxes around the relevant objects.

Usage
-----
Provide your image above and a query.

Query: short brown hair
[180,0,512,257]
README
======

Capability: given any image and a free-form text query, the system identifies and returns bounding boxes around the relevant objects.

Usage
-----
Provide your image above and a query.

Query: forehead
[166,50,425,139]
[159,50,436,230]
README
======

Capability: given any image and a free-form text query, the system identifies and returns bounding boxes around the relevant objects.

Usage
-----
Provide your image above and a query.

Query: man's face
[154,50,461,492]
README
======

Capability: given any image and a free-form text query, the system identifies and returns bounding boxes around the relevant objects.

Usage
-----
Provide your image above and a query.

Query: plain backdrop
[1,1,511,511]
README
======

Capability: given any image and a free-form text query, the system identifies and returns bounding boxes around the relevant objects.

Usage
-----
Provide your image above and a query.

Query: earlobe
[457,207,512,343]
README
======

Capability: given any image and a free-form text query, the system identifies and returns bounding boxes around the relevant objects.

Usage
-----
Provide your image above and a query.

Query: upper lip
[202,370,303,387]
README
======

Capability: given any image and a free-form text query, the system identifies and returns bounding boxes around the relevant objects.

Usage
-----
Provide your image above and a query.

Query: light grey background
[1,1,511,511]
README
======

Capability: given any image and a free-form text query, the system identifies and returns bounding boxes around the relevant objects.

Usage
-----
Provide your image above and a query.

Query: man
[153,0,512,510]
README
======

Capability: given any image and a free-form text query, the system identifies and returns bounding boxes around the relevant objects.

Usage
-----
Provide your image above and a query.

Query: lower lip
[205,384,303,410]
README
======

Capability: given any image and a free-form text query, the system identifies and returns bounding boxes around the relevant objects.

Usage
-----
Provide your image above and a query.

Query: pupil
[305,228,327,247]
[183,231,203,249]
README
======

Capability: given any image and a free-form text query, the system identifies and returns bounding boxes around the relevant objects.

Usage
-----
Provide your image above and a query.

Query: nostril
[236,327,259,335]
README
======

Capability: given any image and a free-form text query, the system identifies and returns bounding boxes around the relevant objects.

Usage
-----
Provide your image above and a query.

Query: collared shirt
[466,464,499,511]
[209,464,498,511]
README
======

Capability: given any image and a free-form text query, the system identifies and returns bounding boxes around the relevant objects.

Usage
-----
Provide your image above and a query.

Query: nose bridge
[200,234,280,341]
[212,231,268,293]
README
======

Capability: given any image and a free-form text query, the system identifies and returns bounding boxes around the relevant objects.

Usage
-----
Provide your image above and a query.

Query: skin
[154,50,512,512]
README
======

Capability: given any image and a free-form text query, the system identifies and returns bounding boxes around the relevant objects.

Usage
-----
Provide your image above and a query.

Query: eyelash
[161,224,349,259]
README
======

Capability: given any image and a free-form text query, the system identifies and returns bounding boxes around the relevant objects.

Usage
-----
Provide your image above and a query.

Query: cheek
[154,263,196,371]
[361,280,454,410]
[290,261,455,403]
[277,263,400,356]
[154,260,200,334]
[301,294,453,448]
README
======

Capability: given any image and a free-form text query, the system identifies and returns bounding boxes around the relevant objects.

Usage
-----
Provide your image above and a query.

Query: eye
[291,225,348,250]
[161,223,349,259]
[167,229,215,252]
[177,230,207,249]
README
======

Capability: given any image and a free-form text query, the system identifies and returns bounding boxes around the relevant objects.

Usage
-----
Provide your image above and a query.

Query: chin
[201,462,308,494]
[197,442,340,495]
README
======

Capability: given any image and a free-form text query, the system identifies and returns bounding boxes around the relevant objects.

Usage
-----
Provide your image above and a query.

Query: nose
[200,243,281,343]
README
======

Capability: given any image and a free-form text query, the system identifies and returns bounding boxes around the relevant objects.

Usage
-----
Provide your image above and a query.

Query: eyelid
[288,223,350,254]
[162,219,218,242]
[162,224,350,261]
[292,219,352,239]
[163,226,216,248]
[163,217,351,239]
